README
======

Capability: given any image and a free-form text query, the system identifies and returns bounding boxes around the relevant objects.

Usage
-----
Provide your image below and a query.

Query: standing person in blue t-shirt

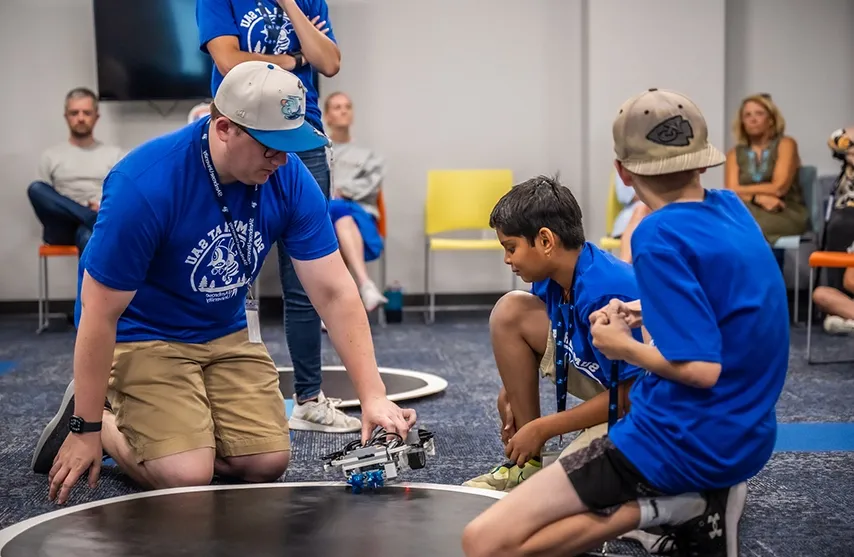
[463,176,644,493]
[463,89,788,557]
[196,0,354,434]
[31,62,416,506]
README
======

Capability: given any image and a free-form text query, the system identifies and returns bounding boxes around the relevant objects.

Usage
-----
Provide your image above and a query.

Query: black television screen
[93,0,214,101]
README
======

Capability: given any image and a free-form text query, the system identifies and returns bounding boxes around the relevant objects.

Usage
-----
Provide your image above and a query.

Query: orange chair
[375,190,389,326]
[37,244,78,333]
[806,250,854,364]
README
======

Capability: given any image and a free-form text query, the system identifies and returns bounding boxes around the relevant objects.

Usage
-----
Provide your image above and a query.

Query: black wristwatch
[69,415,102,434]
[293,52,304,68]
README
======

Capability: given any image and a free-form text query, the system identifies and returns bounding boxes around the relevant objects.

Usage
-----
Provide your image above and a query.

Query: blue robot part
[322,427,436,493]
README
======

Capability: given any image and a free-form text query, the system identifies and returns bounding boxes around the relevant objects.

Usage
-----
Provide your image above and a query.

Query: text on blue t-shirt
[76,117,339,344]
[531,242,646,400]
[196,0,335,131]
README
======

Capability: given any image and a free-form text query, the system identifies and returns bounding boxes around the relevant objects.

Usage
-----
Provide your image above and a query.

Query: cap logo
[280,95,303,121]
[646,115,694,147]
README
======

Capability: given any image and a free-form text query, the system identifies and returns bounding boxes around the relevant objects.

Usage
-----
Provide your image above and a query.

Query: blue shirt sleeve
[280,156,339,260]
[583,296,646,384]
[83,172,162,292]
[301,0,336,43]
[197,0,238,52]
[632,238,722,363]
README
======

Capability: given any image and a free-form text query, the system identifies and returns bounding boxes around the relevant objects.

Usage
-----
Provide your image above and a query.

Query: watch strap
[70,415,102,433]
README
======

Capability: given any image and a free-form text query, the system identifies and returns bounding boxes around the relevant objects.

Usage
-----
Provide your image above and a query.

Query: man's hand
[497,387,515,445]
[591,314,635,361]
[360,396,417,444]
[48,432,103,505]
[505,419,546,467]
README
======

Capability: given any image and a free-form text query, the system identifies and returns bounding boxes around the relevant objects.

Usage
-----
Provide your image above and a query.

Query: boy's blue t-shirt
[196,0,335,132]
[609,188,789,494]
[75,117,338,344]
[531,242,646,390]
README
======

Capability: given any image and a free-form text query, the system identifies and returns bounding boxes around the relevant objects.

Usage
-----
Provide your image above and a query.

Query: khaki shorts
[539,332,607,402]
[108,328,290,463]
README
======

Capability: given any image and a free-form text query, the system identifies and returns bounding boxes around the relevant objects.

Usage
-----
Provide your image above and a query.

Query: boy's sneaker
[289,391,361,433]
[462,458,542,491]
[31,380,76,474]
[823,315,854,335]
[667,482,747,557]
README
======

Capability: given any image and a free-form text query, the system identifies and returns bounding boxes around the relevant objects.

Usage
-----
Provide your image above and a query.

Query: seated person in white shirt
[611,171,650,264]
[27,87,125,253]
[324,92,387,312]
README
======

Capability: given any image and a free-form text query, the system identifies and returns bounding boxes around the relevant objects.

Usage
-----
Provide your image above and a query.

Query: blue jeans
[278,147,330,402]
[27,181,97,254]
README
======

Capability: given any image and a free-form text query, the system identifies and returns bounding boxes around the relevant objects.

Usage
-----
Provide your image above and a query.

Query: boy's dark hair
[489,174,585,249]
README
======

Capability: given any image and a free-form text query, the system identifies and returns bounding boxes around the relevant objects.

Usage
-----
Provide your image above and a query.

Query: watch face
[69,416,83,433]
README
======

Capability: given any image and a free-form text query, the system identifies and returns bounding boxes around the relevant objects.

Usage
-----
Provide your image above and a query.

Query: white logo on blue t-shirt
[238,6,293,55]
[183,220,265,304]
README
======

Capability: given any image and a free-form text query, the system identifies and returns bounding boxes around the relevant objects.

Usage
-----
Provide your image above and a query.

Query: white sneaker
[823,315,854,335]
[289,391,361,433]
[359,281,388,312]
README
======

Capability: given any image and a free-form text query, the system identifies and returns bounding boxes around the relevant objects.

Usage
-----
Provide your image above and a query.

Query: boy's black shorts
[559,435,664,515]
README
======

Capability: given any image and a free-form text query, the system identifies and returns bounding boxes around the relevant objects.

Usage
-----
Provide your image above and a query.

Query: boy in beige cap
[462,89,789,557]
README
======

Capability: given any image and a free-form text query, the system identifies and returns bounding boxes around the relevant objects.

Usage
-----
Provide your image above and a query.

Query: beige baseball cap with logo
[612,88,726,176]
[214,60,330,153]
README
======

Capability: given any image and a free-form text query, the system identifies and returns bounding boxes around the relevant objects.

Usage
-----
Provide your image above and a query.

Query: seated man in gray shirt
[27,87,125,254]
[325,92,388,311]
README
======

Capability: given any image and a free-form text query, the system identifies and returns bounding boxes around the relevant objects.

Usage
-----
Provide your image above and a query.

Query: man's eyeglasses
[234,122,282,159]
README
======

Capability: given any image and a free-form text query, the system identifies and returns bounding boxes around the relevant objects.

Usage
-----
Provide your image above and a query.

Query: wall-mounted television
[93,0,214,101]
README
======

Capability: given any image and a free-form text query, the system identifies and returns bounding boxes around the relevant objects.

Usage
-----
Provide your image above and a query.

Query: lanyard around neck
[200,127,260,296]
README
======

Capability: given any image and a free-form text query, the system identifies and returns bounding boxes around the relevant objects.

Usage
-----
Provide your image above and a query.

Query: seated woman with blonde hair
[724,93,809,269]
[324,92,388,312]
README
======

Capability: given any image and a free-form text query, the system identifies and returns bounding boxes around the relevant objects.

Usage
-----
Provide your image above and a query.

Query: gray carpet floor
[1,313,853,555]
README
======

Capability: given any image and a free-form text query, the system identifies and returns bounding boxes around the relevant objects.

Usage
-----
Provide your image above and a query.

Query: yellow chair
[599,171,623,252]
[424,169,515,323]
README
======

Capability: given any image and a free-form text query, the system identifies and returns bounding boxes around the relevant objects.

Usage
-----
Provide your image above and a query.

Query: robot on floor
[322,426,435,493]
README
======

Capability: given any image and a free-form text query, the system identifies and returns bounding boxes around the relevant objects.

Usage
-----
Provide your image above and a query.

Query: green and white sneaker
[463,458,542,492]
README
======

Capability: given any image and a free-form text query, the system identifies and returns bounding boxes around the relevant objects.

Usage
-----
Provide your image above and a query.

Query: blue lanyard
[200,127,260,296]
[256,0,285,49]
[554,297,621,430]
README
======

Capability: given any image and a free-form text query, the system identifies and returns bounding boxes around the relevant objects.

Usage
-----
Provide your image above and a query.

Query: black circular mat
[0,483,502,557]
[278,366,447,407]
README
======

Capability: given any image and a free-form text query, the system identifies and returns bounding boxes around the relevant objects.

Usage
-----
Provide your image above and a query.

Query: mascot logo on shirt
[184,221,266,304]
[239,5,294,56]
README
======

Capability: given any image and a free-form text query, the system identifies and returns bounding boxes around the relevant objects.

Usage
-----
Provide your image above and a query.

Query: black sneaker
[31,380,76,474]
[668,482,747,557]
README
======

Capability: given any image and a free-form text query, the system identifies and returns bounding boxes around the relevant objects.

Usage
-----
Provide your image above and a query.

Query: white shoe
[289,391,361,433]
[823,315,854,335]
[359,281,388,312]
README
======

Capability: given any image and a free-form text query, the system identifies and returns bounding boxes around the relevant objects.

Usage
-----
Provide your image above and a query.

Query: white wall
[585,0,726,243]
[1,0,852,302]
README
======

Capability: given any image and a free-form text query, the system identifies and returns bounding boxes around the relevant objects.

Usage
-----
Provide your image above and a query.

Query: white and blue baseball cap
[214,61,330,153]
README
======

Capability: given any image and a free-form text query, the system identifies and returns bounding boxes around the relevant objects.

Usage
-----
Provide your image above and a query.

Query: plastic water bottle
[384,281,403,323]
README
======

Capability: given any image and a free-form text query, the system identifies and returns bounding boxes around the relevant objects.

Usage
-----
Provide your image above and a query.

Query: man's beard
[70,126,92,139]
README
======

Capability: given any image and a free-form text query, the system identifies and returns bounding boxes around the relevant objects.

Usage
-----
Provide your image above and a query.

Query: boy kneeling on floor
[462,88,788,557]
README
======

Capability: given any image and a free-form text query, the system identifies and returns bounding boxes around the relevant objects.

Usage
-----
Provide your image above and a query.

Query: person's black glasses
[234,122,282,159]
